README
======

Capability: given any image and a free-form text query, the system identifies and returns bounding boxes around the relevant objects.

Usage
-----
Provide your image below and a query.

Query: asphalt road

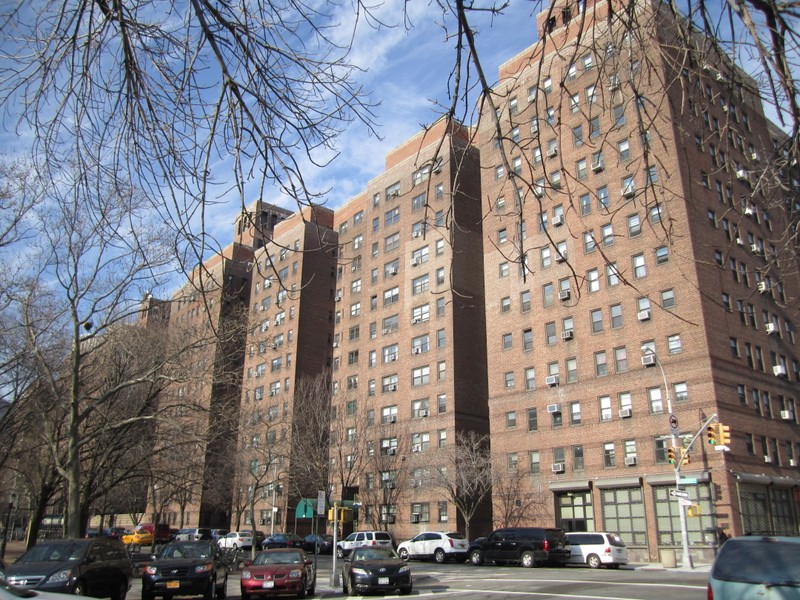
[127,555,709,600]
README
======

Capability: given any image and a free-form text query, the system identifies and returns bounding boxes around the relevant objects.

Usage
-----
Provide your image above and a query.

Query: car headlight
[144,566,158,576]
[399,565,410,574]
[351,568,368,576]
[194,563,214,573]
[241,570,251,579]
[48,569,72,583]
[288,570,302,579]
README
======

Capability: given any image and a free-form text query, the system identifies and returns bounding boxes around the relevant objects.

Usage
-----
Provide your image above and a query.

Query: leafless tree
[427,431,493,541]
[491,462,550,529]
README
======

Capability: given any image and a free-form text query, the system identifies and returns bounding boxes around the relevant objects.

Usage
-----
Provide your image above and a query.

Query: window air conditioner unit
[552,214,565,227]
[388,415,397,423]
[389,384,397,391]
[410,258,419,267]
[766,323,777,335]
[385,514,396,524]
[387,448,397,456]
[715,72,724,81]
[641,354,657,367]
[750,244,761,254]
[560,330,574,340]
[382,328,390,335]
[410,513,420,523]
[545,376,560,388]
[638,309,651,322]
[551,463,565,473]
[418,409,429,417]
[546,402,561,413]
[385,481,397,489]
[412,231,422,238]
[619,408,633,418]
[780,410,794,420]
[736,169,749,181]
[735,237,744,246]
[721,104,728,112]
[790,459,797,467]
[411,445,422,453]
[412,348,422,355]
[559,290,571,301]
[591,159,604,172]
[773,365,787,377]
[547,147,558,158]
[624,456,638,466]
[335,295,342,302]
[764,455,772,463]
[389,268,398,275]
[332,342,339,348]
[533,187,544,198]
[433,163,442,174]
[411,317,421,324]
[555,253,567,263]
[622,185,636,199]
[389,190,399,198]
[389,355,397,362]
[744,204,756,215]
[268,391,276,397]
[750,151,759,161]
[351,265,358,272]
[758,281,770,293]
[265,281,272,288]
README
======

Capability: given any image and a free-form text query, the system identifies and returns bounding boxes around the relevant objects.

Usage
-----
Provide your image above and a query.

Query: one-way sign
[670,489,690,499]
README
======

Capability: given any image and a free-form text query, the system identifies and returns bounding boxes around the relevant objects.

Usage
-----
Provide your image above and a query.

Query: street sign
[679,478,698,484]
[670,489,690,499]
[679,498,692,507]
[316,490,326,516]
[714,445,730,452]
[669,414,680,434]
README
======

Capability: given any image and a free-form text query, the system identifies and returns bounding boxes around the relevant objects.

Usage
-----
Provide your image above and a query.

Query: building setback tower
[478,0,799,563]
[329,119,490,539]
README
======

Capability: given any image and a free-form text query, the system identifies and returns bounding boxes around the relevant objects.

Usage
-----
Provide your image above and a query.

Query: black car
[141,540,227,600]
[469,527,571,567]
[260,534,303,551]
[342,546,411,596]
[302,534,333,554]
[0,538,132,600]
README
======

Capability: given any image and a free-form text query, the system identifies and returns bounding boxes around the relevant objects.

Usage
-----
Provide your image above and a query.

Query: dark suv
[468,527,571,567]
[142,540,227,600]
[0,538,132,599]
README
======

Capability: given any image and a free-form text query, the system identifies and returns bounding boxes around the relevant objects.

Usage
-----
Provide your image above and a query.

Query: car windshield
[161,544,214,559]
[19,542,87,563]
[713,540,800,585]
[352,548,398,561]
[254,552,303,565]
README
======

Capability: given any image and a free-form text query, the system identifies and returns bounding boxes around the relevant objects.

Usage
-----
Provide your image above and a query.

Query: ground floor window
[556,490,594,532]
[601,487,647,546]
[652,483,713,545]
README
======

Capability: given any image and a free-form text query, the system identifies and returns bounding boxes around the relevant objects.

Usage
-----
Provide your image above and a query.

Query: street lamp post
[642,346,693,569]
[0,492,18,559]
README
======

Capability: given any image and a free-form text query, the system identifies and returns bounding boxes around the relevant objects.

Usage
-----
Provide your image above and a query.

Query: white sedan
[397,531,469,563]
[217,531,254,549]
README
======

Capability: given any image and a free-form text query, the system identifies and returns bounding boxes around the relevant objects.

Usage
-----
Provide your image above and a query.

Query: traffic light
[687,504,702,517]
[719,424,731,446]
[706,424,718,445]
[667,447,676,464]
[681,451,690,466]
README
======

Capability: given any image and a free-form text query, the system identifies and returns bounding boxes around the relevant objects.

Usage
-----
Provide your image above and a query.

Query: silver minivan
[565,532,628,568]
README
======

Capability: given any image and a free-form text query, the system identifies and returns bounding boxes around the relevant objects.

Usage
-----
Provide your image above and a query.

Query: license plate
[262,581,274,588]
[378,577,389,585]
[166,582,180,589]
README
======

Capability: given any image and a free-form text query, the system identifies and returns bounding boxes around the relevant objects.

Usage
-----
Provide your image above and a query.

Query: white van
[565,532,628,568]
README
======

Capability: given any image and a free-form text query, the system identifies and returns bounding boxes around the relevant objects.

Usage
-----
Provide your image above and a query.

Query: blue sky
[202,1,542,243]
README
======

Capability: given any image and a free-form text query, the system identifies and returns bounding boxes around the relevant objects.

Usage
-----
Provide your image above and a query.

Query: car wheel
[434,548,447,564]
[470,549,483,566]
[115,580,128,600]
[398,548,409,561]
[217,574,227,598]
[400,581,412,595]
[296,576,306,599]
[203,578,216,600]
[587,554,602,569]
[73,581,87,596]
[609,563,620,569]
[336,546,344,559]
[307,576,315,596]
[521,551,536,568]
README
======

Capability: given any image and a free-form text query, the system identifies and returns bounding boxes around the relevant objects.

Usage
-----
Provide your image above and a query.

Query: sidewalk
[632,561,711,573]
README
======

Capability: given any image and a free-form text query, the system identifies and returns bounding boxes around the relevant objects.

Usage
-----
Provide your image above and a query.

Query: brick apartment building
[478,0,799,563]
[131,0,798,564]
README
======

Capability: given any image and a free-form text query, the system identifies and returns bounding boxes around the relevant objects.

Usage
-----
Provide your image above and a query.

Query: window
[613,105,625,127]
[606,263,620,286]
[580,193,592,216]
[576,159,588,180]
[649,205,663,223]
[583,231,596,253]
[385,206,400,226]
[570,401,582,425]
[648,387,664,413]
[543,283,554,307]
[674,382,688,402]
[599,395,612,421]
[591,309,604,333]
[628,213,641,236]
[615,347,628,372]
[566,357,578,383]
[502,332,513,350]
[525,368,536,391]
[655,246,669,264]
[604,442,616,467]
[412,274,429,295]
[412,304,430,323]
[632,254,646,278]
[523,328,534,351]
[595,351,608,376]
[589,116,601,139]
[617,139,630,161]
[506,411,517,428]
[520,290,531,312]
[500,297,511,313]
[411,366,430,387]
[587,269,600,292]
[383,286,399,306]
[504,371,515,388]
[573,125,584,146]
[384,232,400,252]
[667,334,682,354]
[610,304,623,328]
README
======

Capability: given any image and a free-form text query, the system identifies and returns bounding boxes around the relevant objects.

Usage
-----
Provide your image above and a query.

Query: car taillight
[543,540,549,551]
[707,583,714,600]
[448,539,454,548]
[604,546,611,555]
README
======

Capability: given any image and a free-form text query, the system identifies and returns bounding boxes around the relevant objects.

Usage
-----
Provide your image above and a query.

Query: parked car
[121,529,153,546]
[397,532,468,563]
[0,538,132,600]
[708,535,800,599]
[240,531,265,549]
[336,531,394,558]
[141,540,227,600]
[468,527,571,567]
[564,532,628,568]
[342,546,411,596]
[0,578,84,600]
[136,524,172,545]
[217,532,253,550]
[209,530,228,542]
[302,534,333,555]
[260,534,304,551]
[174,528,212,542]
[240,549,314,599]
[103,527,128,540]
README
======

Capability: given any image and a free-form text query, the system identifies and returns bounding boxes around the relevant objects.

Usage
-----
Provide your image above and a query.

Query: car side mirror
[244,560,251,567]
[305,559,312,566]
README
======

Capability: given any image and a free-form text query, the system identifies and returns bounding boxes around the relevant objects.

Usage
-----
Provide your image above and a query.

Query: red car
[240,549,315,599]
